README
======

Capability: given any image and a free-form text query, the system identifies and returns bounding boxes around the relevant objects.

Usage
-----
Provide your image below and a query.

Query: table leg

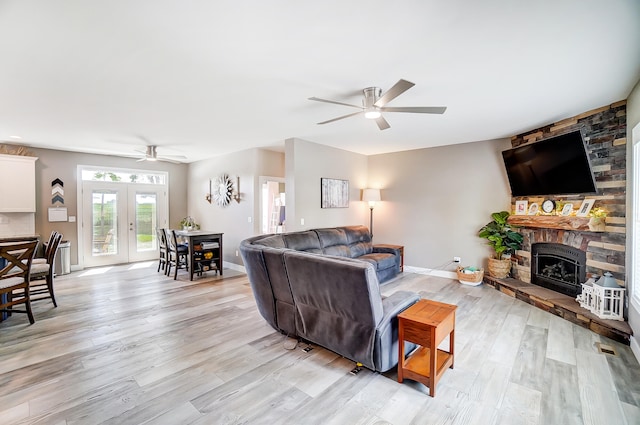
[398,324,404,383]
[189,242,194,281]
[450,329,455,369]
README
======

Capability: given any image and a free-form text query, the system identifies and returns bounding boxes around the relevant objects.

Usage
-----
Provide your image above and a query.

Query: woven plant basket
[456,267,484,286]
[488,258,511,278]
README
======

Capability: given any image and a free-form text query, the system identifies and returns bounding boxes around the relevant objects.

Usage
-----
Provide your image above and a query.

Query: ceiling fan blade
[380,106,447,114]
[317,111,363,125]
[159,154,188,160]
[374,79,415,107]
[309,97,363,110]
[157,157,181,164]
[375,116,391,130]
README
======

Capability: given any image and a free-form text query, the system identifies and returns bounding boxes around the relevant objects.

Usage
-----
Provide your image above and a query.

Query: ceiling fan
[309,79,446,130]
[134,145,187,163]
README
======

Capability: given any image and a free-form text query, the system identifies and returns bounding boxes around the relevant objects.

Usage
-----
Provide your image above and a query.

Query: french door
[82,181,167,267]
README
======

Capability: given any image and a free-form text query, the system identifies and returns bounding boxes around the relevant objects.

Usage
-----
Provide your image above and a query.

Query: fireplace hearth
[531,243,586,297]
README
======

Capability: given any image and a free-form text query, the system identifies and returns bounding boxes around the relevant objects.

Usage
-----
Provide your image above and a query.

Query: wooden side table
[375,243,404,272]
[397,299,456,397]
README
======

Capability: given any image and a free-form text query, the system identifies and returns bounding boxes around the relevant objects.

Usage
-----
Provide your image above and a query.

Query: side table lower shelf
[401,347,454,388]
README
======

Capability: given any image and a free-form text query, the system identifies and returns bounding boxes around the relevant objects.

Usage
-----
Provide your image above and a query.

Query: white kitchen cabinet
[0,154,38,212]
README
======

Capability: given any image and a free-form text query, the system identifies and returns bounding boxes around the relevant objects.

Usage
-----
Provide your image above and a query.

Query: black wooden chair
[33,230,58,263]
[165,229,188,280]
[0,240,38,324]
[30,232,63,307]
[157,228,168,273]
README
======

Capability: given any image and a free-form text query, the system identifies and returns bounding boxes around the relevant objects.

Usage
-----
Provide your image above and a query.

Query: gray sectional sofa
[240,225,420,372]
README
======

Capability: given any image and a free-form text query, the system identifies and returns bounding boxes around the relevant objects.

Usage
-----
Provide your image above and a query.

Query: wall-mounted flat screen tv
[501,130,597,196]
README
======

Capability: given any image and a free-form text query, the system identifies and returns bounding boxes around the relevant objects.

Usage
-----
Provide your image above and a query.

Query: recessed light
[9,135,22,139]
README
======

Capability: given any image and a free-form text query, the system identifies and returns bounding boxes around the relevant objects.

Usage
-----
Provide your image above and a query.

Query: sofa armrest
[373,245,401,274]
[380,291,420,324]
[373,291,420,372]
[373,245,399,255]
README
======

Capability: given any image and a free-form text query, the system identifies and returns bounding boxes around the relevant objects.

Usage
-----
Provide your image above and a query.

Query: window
[81,168,166,185]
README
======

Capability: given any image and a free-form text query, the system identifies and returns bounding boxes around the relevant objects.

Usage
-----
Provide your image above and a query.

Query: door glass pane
[136,193,157,252]
[92,191,117,256]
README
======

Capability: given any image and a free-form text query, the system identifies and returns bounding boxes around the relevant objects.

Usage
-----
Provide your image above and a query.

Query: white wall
[367,138,513,271]
[285,138,369,231]
[187,148,284,266]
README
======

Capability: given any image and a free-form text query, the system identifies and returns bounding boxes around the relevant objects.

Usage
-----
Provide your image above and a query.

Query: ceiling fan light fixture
[364,109,381,120]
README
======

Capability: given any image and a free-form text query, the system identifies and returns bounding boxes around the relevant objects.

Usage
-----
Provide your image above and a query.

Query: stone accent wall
[510,101,627,286]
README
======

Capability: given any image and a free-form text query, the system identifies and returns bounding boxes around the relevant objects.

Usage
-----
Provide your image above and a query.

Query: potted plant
[588,207,607,232]
[179,216,200,231]
[478,211,523,278]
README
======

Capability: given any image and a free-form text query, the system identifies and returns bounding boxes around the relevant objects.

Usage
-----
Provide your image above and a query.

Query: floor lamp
[362,189,381,238]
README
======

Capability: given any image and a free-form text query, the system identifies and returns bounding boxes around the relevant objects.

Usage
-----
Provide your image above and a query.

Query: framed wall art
[321,178,349,208]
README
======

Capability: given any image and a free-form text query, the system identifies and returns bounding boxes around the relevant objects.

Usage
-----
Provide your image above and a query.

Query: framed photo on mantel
[515,200,528,215]
[577,199,596,217]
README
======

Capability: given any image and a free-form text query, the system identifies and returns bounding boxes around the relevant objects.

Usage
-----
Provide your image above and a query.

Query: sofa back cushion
[315,227,350,257]
[283,231,322,253]
[252,234,286,248]
[343,225,373,258]
[283,250,383,369]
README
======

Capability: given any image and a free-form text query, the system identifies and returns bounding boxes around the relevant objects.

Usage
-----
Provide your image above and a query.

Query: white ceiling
[1,1,639,162]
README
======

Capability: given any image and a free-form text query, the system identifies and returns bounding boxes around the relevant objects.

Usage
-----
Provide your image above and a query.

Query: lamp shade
[362,188,381,203]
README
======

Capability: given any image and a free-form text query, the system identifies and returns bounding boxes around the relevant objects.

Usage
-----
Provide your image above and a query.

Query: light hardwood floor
[1,262,639,425]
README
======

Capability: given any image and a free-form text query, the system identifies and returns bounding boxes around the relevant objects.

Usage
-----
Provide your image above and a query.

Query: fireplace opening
[531,243,586,297]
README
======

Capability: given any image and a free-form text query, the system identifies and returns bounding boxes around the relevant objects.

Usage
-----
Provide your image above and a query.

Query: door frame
[76,165,169,270]
[258,176,285,234]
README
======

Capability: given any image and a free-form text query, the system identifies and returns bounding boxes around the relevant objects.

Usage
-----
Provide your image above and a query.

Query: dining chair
[165,229,188,280]
[0,240,38,324]
[29,232,63,307]
[33,230,59,264]
[157,228,168,273]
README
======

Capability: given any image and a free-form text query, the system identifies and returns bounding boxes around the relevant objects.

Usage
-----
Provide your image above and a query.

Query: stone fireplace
[509,101,627,294]
[482,101,630,343]
[531,242,586,297]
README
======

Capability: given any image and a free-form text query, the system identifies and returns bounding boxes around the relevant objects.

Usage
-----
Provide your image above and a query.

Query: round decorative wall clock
[213,173,234,207]
[542,199,556,214]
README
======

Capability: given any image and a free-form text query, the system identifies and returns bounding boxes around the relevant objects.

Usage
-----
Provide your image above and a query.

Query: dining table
[174,230,224,281]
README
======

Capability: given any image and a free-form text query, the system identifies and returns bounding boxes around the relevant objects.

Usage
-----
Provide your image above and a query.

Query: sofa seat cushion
[358,253,396,271]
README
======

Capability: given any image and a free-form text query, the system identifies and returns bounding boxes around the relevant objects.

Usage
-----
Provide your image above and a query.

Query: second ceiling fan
[309,79,446,130]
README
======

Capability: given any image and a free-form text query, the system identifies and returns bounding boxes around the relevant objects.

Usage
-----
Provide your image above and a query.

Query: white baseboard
[631,335,640,364]
[224,261,246,274]
[404,265,457,280]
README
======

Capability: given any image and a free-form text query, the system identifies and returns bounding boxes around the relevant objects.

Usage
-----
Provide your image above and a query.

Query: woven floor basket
[456,267,484,286]
[488,258,511,278]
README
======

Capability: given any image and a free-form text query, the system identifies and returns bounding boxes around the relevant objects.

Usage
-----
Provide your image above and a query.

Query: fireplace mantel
[508,215,605,232]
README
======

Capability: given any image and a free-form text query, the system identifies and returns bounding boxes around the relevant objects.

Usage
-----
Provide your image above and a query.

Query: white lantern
[591,273,625,321]
[577,273,625,321]
[576,278,595,309]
